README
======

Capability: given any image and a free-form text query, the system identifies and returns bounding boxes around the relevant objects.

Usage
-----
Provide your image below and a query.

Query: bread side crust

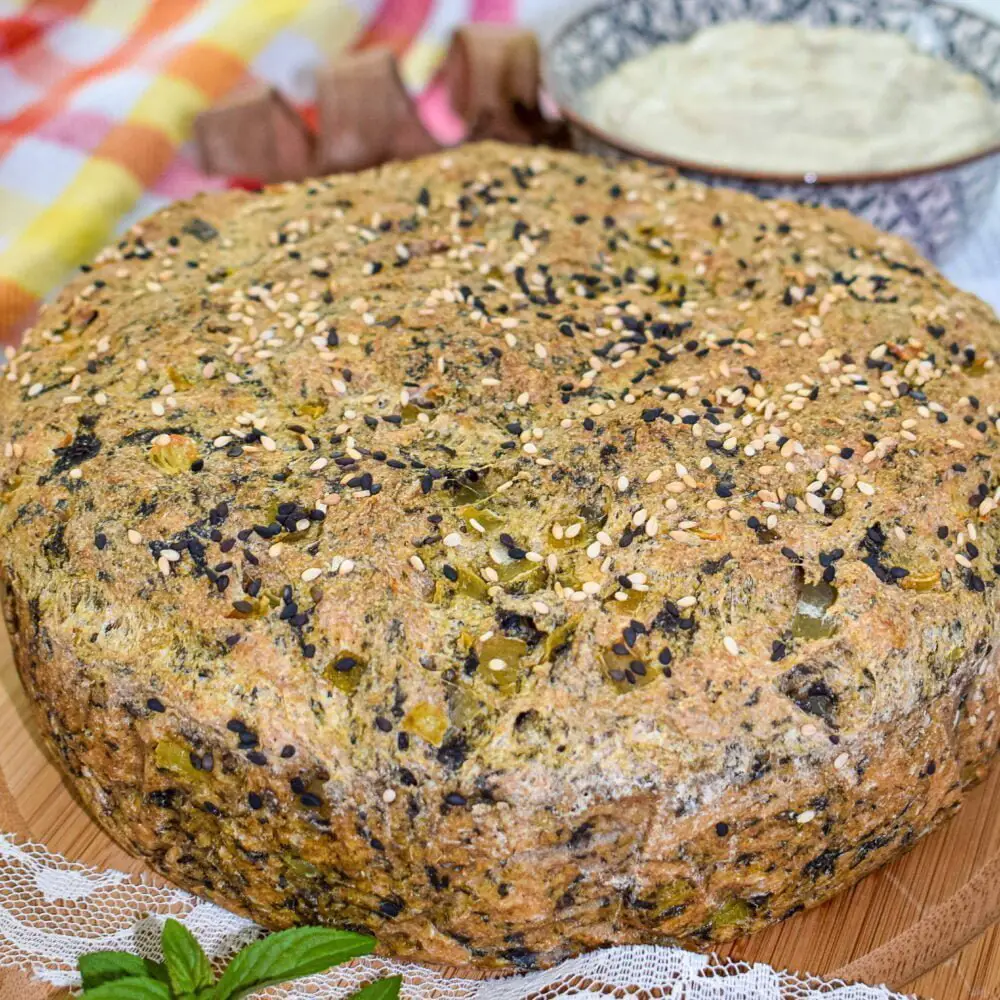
[6,562,996,968]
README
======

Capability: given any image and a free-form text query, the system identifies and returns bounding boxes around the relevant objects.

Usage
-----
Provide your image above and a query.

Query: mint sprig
[77,919,401,1000]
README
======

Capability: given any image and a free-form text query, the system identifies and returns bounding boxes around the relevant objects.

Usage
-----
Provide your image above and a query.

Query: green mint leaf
[80,976,173,999]
[350,974,404,1000]
[162,917,215,994]
[212,927,375,1000]
[78,951,163,990]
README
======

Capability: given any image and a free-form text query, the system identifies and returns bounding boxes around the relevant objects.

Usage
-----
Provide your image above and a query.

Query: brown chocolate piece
[316,48,440,174]
[194,83,313,183]
[443,24,559,144]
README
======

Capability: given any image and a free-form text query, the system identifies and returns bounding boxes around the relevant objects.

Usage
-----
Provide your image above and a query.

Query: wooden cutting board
[0,623,997,1000]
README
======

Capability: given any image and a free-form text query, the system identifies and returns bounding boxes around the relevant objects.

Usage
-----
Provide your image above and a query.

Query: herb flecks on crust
[0,143,997,969]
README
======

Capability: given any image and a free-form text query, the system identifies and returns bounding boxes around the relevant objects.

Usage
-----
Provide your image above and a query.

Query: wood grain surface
[0,624,997,1000]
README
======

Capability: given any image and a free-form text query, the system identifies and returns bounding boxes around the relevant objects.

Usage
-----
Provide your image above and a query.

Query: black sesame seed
[147,697,165,713]
[94,532,107,550]
[375,716,392,732]
[248,792,263,809]
[715,822,729,837]
[300,793,323,808]
[445,792,467,806]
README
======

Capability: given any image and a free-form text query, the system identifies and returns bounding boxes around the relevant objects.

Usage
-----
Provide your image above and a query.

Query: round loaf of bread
[1,143,998,969]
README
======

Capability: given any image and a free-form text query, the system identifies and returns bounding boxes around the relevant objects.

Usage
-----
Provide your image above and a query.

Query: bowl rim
[541,0,1000,185]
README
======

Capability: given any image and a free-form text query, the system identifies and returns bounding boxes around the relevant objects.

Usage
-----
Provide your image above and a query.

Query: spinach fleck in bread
[0,143,998,970]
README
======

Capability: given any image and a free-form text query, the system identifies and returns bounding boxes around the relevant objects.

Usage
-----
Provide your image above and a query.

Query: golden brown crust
[0,143,998,968]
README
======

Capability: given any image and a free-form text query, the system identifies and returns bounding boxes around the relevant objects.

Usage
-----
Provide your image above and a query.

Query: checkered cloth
[0,0,569,344]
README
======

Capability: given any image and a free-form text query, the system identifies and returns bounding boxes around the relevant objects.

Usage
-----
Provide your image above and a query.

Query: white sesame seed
[338,559,355,575]
[581,581,601,595]
[677,595,698,609]
[151,401,165,416]
[532,601,550,615]
[488,658,508,672]
[410,555,426,572]
[617,475,629,492]
[834,753,849,770]
[857,481,875,496]
[382,788,397,803]
[443,532,463,547]
[564,522,582,539]
[723,636,740,656]
[310,457,328,471]
[127,529,142,544]
[796,810,816,824]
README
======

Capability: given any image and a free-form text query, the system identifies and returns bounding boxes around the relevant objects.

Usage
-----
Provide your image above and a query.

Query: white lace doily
[0,834,907,998]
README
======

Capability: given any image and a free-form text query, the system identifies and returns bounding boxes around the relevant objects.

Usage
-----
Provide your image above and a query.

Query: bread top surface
[1,142,998,814]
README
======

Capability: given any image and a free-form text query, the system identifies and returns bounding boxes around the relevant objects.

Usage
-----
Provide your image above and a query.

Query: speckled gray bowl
[543,0,1000,261]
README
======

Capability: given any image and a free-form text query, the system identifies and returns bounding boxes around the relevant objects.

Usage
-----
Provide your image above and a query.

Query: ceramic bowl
[543,0,1000,260]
